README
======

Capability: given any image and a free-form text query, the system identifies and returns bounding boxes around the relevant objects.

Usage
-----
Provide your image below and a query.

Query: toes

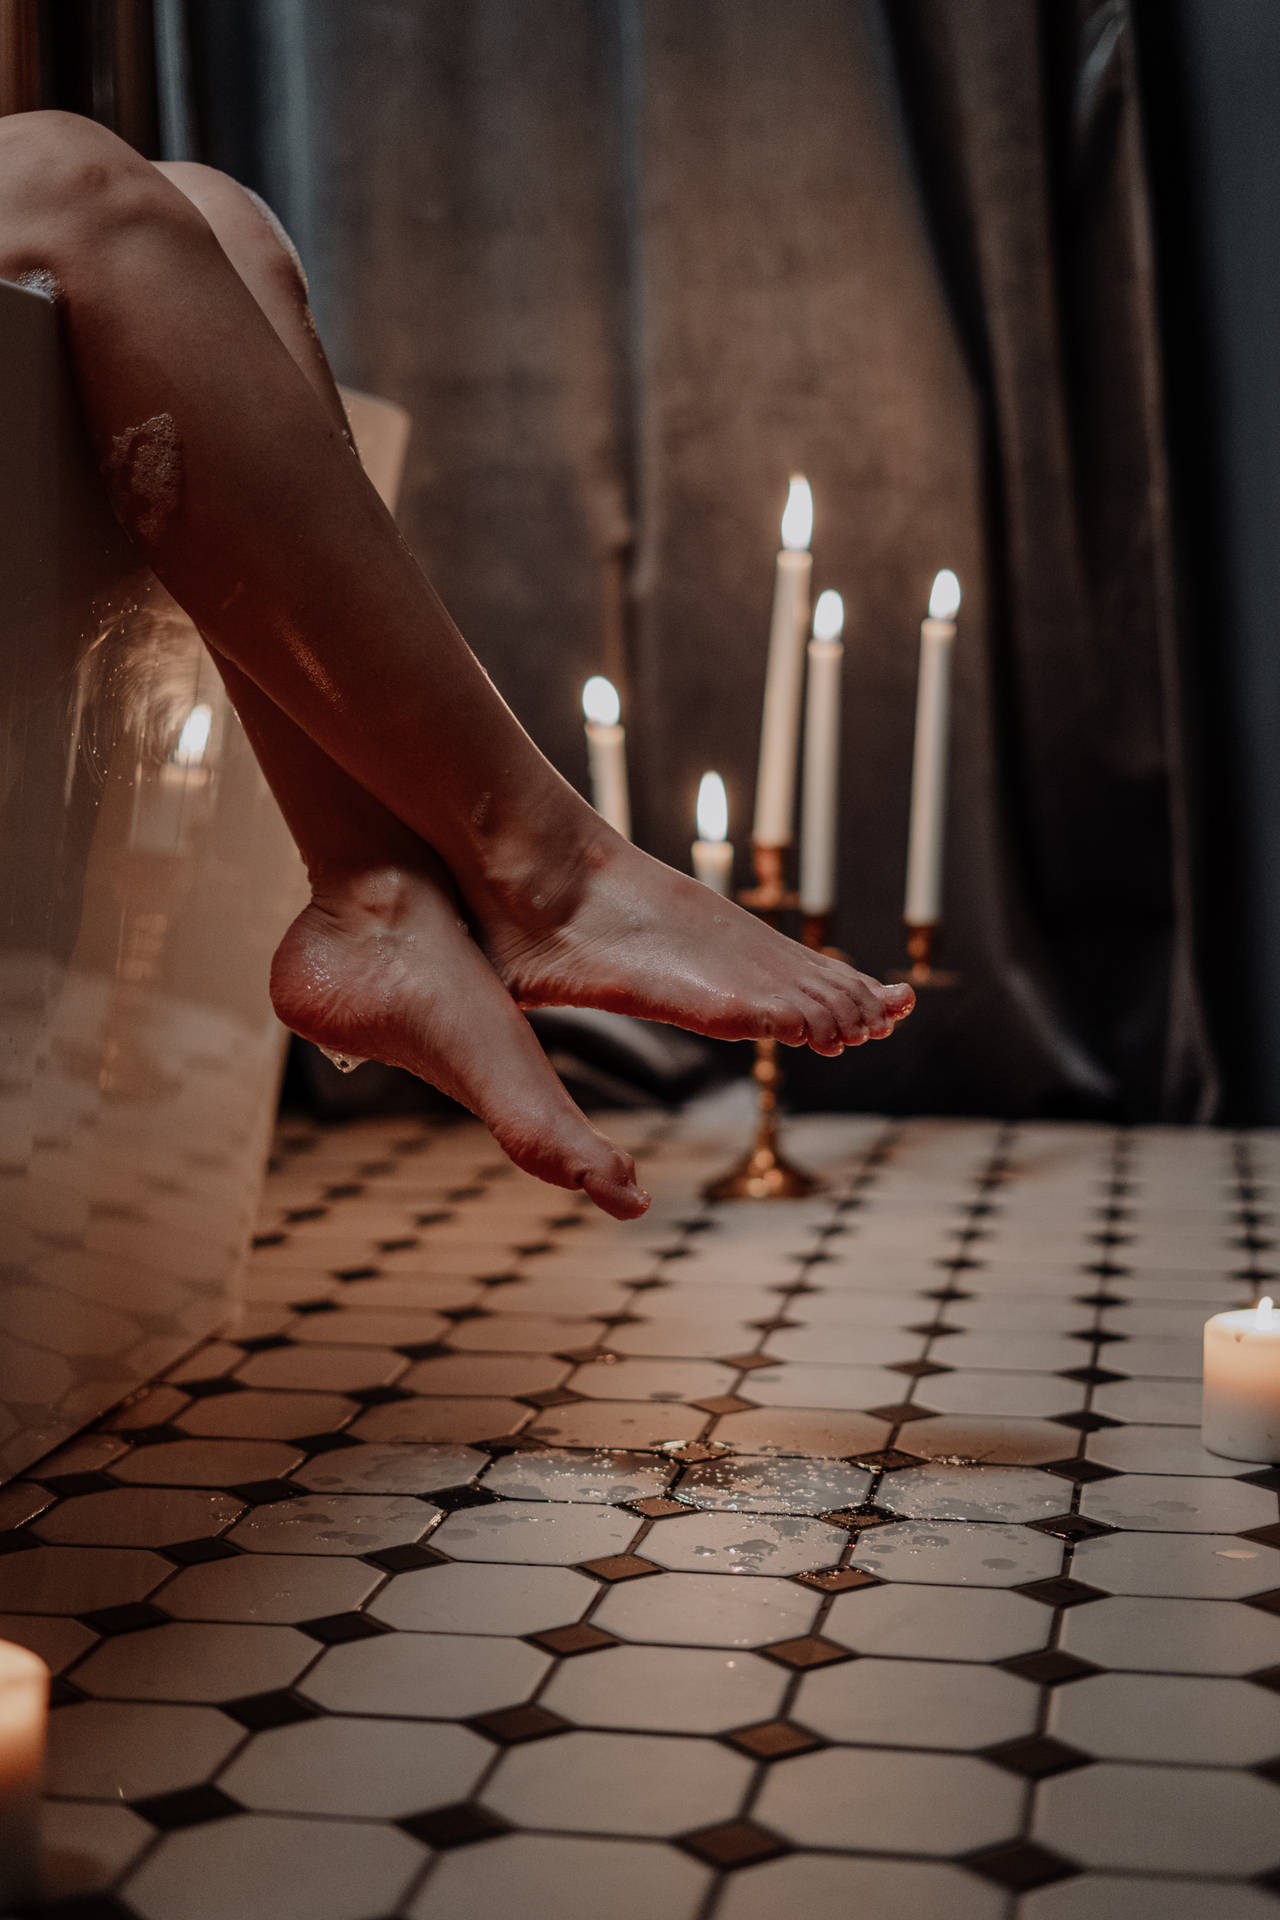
[582,1145,651,1220]
[881,981,916,1020]
[800,993,844,1057]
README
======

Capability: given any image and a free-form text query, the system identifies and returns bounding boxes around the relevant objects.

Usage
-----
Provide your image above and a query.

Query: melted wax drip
[318,1047,367,1075]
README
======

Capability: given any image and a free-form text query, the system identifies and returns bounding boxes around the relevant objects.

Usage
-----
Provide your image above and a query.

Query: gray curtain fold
[22,0,1218,1118]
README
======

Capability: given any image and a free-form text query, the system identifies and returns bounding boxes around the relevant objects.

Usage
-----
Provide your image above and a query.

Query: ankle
[463,781,617,933]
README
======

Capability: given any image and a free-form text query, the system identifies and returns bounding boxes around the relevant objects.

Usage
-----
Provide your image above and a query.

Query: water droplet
[318,1046,368,1074]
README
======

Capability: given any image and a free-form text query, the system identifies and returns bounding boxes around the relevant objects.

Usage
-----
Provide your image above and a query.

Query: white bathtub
[0,277,305,1476]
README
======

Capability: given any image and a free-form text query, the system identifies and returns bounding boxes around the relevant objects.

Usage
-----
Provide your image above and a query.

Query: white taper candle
[692,772,733,895]
[799,590,845,916]
[752,477,813,847]
[0,1640,47,1908]
[903,569,960,925]
[582,676,631,841]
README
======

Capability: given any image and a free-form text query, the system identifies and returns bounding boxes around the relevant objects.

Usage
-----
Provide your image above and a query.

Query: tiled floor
[4,1091,1280,1919]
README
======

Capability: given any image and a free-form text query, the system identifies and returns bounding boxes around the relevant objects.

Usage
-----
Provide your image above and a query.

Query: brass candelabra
[702,843,825,1202]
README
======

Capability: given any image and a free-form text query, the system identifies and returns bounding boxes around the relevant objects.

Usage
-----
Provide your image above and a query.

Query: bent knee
[155,161,308,295]
[0,110,200,260]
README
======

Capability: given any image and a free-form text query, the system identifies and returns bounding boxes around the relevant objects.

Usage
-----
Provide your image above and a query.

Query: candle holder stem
[702,843,823,1203]
[895,919,959,990]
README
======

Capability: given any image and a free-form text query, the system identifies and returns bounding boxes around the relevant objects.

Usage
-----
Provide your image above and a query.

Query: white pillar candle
[903,569,960,926]
[0,1641,48,1908]
[582,676,631,841]
[752,476,813,847]
[692,772,733,895]
[1202,1296,1280,1462]
[799,590,845,916]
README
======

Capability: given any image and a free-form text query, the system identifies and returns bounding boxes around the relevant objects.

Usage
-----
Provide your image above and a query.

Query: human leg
[0,111,912,1058]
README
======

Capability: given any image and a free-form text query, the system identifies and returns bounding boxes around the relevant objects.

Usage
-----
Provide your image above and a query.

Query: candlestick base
[894,920,960,990]
[704,1133,824,1201]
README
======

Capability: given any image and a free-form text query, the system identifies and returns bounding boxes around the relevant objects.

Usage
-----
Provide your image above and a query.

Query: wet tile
[432,1499,637,1565]
[47,1699,242,1798]
[370,1561,595,1635]
[1092,1377,1201,1424]
[716,1855,1005,1920]
[446,1314,606,1353]
[1050,1671,1280,1764]
[236,1345,408,1392]
[111,1439,306,1486]
[743,1363,906,1409]
[227,1493,436,1556]
[915,1332,1083,1372]
[124,1813,425,1920]
[0,1544,168,1614]
[409,1833,712,1920]
[674,1457,871,1516]
[744,1324,924,1365]
[879,1465,1068,1524]
[301,1629,547,1718]
[1079,1473,1277,1534]
[1086,1424,1252,1476]
[825,1583,1051,1661]
[76,1621,315,1700]
[524,1401,704,1451]
[400,1353,569,1397]
[542,1642,786,1733]
[34,1432,131,1476]
[919,1373,1087,1418]
[481,1449,672,1505]
[159,1552,380,1623]
[0,1611,96,1673]
[0,1482,53,1529]
[1071,1530,1280,1599]
[1034,1761,1280,1873]
[851,1520,1064,1587]
[905,1417,1076,1466]
[712,1408,890,1457]
[608,1317,762,1359]
[350,1396,530,1444]
[797,1654,1037,1749]
[221,1714,489,1815]
[285,1308,449,1347]
[567,1358,739,1403]
[34,1487,243,1547]
[176,1391,357,1440]
[41,1799,154,1903]
[594,1571,819,1647]
[1061,1595,1280,1673]
[641,1510,843,1578]
[290,1441,487,1495]
[755,1746,1022,1853]
[482,1729,752,1835]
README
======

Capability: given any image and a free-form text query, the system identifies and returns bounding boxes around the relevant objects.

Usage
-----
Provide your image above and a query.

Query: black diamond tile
[133,1784,239,1830]
[346,1385,412,1407]
[297,1610,389,1644]
[691,1394,758,1416]
[1241,1524,1280,1549]
[1056,1366,1127,1386]
[760,1635,852,1670]
[964,1841,1080,1891]
[251,1232,286,1249]
[479,1272,523,1289]
[626,1497,694,1520]
[227,1479,300,1506]
[1239,1467,1280,1493]
[0,1531,39,1555]
[793,1567,881,1595]
[223,1689,319,1731]
[468,1704,570,1744]
[1042,1458,1120,1485]
[981,1735,1092,1778]
[234,1334,292,1354]
[1248,1666,1280,1693]
[429,1484,499,1513]
[1253,1756,1280,1786]
[290,1298,339,1315]
[396,1341,450,1362]
[520,1388,586,1410]
[1074,1293,1130,1309]
[414,1212,455,1228]
[849,1448,925,1472]
[162,1536,241,1566]
[333,1266,380,1282]
[889,1358,952,1378]
[678,1819,789,1869]
[1015,1577,1108,1609]
[720,1352,782,1372]
[323,1183,365,1200]
[39,1897,142,1920]
[284,1207,328,1224]
[1051,1410,1123,1433]
[296,1433,357,1455]
[180,1377,243,1400]
[1027,1515,1118,1542]
[364,1542,447,1573]
[49,1676,85,1707]
[723,1720,823,1761]
[399,1803,510,1849]
[39,1471,118,1497]
[127,1424,188,1447]
[80,1602,168,1636]
[527,1623,619,1656]
[866,1402,935,1424]
[819,1507,895,1533]
[1247,1589,1280,1617]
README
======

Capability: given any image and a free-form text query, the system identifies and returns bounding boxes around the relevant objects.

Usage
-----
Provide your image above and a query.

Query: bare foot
[269,859,650,1220]
[471,817,915,1057]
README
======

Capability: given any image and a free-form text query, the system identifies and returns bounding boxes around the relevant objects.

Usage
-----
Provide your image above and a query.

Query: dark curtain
[9,0,1219,1120]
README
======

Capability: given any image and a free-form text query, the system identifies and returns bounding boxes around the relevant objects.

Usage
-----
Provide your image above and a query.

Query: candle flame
[1259,1296,1275,1321]
[780,476,813,553]
[929,569,961,620]
[172,704,212,767]
[582,675,621,727]
[696,771,729,843]
[812,589,845,642]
